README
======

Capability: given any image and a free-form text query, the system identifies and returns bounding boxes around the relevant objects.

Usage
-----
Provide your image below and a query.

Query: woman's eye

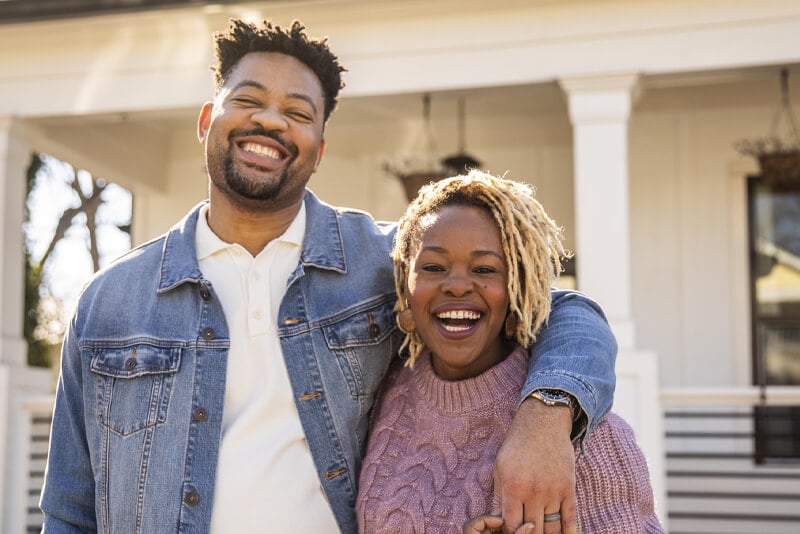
[421,265,445,272]
[475,267,497,274]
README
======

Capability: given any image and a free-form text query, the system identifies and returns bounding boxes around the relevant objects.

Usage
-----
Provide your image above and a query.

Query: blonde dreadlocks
[392,169,569,367]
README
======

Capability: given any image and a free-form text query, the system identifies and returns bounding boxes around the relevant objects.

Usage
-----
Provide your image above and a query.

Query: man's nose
[250,106,288,131]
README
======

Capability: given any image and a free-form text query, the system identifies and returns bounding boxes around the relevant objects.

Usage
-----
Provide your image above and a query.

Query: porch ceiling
[0,0,245,24]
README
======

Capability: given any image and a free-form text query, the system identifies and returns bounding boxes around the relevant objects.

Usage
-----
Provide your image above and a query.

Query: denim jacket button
[184,491,199,506]
[193,407,208,422]
[201,328,215,340]
[200,289,210,300]
[124,358,136,370]
[368,323,380,337]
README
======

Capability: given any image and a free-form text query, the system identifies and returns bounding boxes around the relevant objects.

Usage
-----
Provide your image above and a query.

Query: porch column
[0,116,27,367]
[559,75,667,526]
[0,115,30,531]
[558,74,641,349]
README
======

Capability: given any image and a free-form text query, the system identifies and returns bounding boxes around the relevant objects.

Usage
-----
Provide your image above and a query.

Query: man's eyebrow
[229,81,319,115]
[287,92,319,115]
[230,80,267,93]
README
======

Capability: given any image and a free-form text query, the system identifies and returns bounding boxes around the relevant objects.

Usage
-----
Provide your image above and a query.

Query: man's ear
[313,138,326,171]
[197,102,214,142]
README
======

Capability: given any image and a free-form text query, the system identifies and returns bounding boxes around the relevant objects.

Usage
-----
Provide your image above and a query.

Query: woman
[356,170,663,533]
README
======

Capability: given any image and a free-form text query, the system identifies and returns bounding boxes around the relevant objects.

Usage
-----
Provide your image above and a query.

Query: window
[747,176,800,463]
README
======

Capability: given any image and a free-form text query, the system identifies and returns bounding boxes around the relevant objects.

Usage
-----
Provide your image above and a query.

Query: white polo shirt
[196,203,339,532]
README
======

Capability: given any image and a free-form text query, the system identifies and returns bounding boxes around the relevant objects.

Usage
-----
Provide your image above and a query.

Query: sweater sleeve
[574,413,665,533]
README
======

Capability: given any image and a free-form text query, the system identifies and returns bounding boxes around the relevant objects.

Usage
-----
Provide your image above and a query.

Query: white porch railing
[8,395,53,534]
[661,386,800,534]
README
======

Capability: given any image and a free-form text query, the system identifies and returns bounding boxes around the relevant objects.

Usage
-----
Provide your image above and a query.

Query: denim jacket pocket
[89,342,181,436]
[322,300,397,398]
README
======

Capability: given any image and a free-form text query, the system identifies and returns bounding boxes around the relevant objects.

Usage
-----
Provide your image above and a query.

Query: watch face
[536,390,573,407]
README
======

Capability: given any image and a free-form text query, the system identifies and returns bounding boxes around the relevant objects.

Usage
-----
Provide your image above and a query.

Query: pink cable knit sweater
[356,347,664,534]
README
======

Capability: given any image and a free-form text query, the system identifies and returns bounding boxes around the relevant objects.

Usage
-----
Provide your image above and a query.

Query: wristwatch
[529,389,578,420]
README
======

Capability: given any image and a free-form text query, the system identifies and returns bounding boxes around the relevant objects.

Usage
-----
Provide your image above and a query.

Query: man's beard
[212,128,306,205]
[221,150,294,201]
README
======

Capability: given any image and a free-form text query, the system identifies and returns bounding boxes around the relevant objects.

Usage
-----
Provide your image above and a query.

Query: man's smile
[241,142,282,160]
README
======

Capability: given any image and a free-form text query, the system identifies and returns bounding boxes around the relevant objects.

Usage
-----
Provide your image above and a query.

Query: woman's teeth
[436,310,481,332]
[436,310,480,320]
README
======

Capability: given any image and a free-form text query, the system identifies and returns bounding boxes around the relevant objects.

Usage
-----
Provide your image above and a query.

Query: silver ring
[543,512,561,523]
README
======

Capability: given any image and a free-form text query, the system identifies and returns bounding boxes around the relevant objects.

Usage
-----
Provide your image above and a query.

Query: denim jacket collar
[157,190,346,294]
[299,189,346,274]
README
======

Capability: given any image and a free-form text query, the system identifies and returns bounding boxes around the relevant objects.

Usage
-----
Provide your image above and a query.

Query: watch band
[529,389,578,420]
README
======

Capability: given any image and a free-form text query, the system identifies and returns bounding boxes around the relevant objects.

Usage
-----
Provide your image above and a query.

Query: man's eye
[232,97,258,106]
[288,111,313,122]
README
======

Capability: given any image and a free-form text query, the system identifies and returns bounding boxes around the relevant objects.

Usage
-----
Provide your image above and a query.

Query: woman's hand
[463,515,534,534]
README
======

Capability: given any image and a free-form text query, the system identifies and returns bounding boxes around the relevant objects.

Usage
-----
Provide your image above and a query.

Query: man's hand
[493,397,577,534]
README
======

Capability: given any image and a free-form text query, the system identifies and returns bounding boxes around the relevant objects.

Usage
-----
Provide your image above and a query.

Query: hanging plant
[735,68,800,189]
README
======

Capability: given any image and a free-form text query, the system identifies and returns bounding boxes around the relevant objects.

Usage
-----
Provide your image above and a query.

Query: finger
[500,486,524,534]
[514,523,535,534]
[560,493,578,534]
[542,509,562,534]
[463,515,504,534]
[524,499,545,534]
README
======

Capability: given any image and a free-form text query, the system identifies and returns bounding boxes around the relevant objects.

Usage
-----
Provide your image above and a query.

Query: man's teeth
[437,310,481,320]
[242,142,280,159]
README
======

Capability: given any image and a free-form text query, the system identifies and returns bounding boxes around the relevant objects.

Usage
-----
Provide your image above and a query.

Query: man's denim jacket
[40,190,616,534]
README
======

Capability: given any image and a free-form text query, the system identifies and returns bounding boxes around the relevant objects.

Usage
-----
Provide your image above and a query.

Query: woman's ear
[503,311,518,340]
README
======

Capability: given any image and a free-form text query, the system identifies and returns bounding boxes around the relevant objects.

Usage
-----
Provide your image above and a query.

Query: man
[40,19,616,534]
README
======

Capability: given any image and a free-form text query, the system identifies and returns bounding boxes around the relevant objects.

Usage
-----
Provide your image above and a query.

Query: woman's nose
[441,271,473,297]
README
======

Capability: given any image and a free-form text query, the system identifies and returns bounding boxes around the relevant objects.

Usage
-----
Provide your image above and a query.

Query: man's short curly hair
[392,170,570,366]
[212,19,346,122]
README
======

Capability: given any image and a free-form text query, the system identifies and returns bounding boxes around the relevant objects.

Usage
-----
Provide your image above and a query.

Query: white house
[2,1,800,532]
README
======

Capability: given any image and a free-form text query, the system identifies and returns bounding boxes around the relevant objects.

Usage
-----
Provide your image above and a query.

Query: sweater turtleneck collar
[412,346,529,416]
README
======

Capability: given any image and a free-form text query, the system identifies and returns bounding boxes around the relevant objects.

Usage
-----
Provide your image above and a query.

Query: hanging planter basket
[758,150,800,189]
[736,68,800,190]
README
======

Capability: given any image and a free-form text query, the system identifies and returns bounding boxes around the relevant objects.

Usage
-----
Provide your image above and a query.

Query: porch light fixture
[384,94,482,201]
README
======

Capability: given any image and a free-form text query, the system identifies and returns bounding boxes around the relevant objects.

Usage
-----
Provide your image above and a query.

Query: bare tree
[24,154,123,367]
[32,162,107,283]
